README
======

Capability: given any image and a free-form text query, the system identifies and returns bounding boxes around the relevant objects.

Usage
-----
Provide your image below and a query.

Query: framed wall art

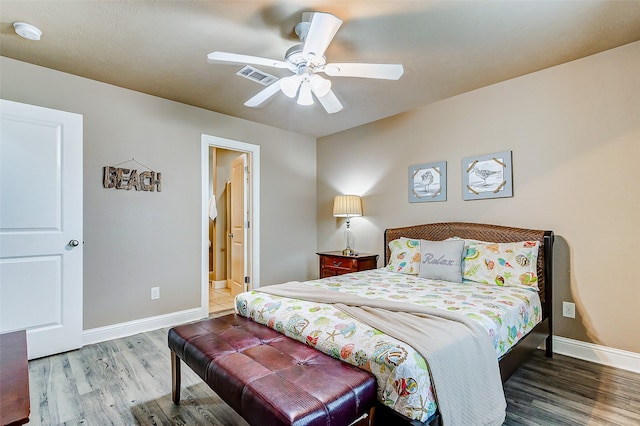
[462,150,512,200]
[409,161,447,202]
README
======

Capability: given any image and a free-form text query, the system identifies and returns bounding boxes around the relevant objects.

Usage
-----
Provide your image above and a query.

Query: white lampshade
[297,82,314,106]
[333,195,362,256]
[333,195,363,218]
[310,74,331,98]
[280,75,301,98]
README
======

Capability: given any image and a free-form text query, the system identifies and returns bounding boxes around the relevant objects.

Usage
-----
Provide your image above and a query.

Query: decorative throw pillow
[418,239,465,283]
[460,239,540,289]
[386,237,421,275]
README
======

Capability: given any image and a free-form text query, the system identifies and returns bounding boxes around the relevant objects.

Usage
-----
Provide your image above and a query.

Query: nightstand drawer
[317,252,379,279]
[321,255,355,273]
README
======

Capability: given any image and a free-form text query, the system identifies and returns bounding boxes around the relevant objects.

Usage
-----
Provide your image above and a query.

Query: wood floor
[503,352,640,425]
[27,319,640,425]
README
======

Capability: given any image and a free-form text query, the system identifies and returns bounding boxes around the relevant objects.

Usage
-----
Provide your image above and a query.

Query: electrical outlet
[151,287,160,300]
[562,301,575,318]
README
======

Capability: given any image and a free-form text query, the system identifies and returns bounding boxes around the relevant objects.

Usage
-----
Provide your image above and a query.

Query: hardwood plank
[26,322,640,425]
[503,351,640,425]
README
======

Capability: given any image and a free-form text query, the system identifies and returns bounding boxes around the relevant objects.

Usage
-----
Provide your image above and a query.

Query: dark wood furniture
[168,314,377,426]
[317,251,379,278]
[0,330,30,426]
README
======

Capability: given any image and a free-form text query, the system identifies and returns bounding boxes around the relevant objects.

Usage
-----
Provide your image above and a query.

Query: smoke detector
[13,22,42,41]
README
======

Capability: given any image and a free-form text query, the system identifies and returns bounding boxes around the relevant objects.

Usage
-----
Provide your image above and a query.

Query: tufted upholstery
[168,314,377,426]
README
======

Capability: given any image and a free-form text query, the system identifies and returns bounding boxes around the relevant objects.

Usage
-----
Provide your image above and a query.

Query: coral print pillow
[462,239,540,289]
[386,237,421,275]
[418,239,465,283]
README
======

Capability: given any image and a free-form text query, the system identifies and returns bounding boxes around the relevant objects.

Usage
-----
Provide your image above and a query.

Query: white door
[229,154,247,297]
[0,99,83,359]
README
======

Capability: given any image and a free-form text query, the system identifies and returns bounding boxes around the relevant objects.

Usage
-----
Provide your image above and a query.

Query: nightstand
[317,251,379,278]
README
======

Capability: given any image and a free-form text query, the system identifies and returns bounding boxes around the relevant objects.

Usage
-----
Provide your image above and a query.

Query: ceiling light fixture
[297,83,314,106]
[13,22,42,41]
[310,75,331,98]
[280,76,300,98]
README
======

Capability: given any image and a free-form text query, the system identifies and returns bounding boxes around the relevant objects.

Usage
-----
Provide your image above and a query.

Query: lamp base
[342,247,356,256]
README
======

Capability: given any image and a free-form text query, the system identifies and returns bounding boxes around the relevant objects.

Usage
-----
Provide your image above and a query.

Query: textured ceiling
[1,1,639,137]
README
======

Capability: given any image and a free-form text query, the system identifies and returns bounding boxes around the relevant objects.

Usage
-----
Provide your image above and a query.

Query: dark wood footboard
[499,317,550,382]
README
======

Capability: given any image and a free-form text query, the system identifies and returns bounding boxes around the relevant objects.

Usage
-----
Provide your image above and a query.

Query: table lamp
[332,195,363,256]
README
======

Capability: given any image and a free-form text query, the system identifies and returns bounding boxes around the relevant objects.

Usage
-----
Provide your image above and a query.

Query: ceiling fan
[207,12,404,114]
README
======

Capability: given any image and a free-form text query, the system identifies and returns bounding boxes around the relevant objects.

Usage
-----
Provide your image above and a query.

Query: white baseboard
[553,336,640,374]
[212,280,227,290]
[83,307,205,346]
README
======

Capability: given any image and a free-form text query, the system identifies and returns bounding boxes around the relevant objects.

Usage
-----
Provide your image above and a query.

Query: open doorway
[201,135,260,317]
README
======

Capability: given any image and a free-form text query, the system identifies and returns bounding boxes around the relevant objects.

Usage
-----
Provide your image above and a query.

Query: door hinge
[245,220,250,228]
[244,276,250,284]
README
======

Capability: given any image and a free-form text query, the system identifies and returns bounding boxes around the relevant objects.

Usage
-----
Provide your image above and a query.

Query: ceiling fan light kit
[297,83,314,106]
[310,74,331,97]
[280,76,300,98]
[207,11,404,114]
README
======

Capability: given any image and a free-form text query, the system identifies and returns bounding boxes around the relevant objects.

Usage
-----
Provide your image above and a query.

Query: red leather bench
[168,314,377,426]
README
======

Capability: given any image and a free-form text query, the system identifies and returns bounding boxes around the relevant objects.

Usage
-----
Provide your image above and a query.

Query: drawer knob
[333,261,342,267]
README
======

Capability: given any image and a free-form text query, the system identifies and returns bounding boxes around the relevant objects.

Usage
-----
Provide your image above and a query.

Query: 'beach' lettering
[103,166,162,192]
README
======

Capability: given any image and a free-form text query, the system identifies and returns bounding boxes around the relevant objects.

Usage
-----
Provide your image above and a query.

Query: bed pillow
[418,239,465,283]
[459,239,540,289]
[386,237,421,275]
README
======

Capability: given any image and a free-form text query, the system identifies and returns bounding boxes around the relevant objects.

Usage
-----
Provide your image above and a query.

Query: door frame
[201,134,260,317]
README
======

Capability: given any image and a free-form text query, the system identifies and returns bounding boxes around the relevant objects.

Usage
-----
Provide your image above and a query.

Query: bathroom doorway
[201,135,260,316]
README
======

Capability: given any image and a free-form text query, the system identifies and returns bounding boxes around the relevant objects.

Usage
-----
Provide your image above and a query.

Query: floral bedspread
[235,268,542,423]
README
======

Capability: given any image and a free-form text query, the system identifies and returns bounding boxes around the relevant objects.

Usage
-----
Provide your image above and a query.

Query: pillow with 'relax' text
[418,239,465,283]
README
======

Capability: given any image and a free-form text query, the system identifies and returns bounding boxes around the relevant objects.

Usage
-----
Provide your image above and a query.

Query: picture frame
[462,150,513,200]
[409,161,447,202]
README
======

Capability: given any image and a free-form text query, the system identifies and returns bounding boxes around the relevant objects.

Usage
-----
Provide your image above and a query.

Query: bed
[235,222,554,425]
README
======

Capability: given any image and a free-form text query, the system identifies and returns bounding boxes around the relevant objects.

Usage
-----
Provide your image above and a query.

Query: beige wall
[1,57,317,330]
[317,41,640,354]
[3,39,638,352]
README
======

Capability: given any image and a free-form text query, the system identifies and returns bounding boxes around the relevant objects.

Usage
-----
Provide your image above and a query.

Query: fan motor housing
[285,44,326,69]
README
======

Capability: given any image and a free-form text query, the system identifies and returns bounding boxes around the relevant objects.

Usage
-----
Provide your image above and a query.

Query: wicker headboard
[384,222,554,315]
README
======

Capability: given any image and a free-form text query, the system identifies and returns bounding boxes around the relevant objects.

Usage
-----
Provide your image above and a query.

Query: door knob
[69,240,79,247]
[228,233,234,238]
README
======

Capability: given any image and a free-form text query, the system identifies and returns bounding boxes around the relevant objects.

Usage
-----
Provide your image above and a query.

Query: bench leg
[171,350,181,404]
[367,407,375,426]
[350,406,376,426]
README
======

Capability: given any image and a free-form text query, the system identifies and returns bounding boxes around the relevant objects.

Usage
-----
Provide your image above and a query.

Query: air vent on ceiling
[236,65,278,86]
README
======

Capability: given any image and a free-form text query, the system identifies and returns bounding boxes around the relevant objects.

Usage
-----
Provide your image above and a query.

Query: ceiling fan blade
[302,13,342,62]
[323,63,404,80]
[244,80,282,108]
[317,89,343,114]
[207,51,289,69]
